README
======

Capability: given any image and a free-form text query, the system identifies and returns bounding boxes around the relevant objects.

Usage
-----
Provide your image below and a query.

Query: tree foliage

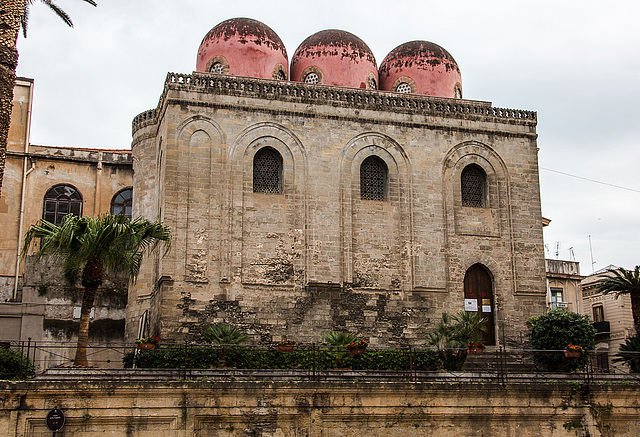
[597,266,640,335]
[527,310,595,372]
[23,213,171,366]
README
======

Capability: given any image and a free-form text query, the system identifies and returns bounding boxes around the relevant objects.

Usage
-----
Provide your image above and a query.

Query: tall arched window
[360,156,388,201]
[253,147,283,194]
[461,164,487,208]
[43,184,83,225]
[111,187,133,220]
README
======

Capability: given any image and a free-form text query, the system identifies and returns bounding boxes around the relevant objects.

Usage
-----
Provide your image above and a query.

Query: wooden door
[463,264,495,345]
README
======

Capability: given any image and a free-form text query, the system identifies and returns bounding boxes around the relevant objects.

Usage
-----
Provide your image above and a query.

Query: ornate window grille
[253,147,283,194]
[461,164,486,208]
[210,62,224,74]
[396,82,411,93]
[304,72,319,84]
[43,184,83,225]
[111,187,133,220]
[360,156,388,201]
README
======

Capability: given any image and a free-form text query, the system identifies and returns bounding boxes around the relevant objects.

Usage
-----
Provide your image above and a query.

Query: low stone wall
[0,375,638,436]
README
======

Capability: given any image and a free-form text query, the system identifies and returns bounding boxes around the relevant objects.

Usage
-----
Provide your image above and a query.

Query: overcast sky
[14,0,640,274]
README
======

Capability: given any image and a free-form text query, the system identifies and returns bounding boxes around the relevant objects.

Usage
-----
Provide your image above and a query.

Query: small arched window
[461,164,487,208]
[360,156,388,201]
[43,184,83,225]
[111,188,133,220]
[253,147,283,194]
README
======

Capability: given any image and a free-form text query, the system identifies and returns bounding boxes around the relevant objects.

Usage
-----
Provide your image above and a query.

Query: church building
[1,18,546,351]
[127,18,546,346]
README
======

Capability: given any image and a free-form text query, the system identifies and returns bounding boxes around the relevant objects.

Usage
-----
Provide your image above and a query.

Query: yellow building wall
[0,79,133,306]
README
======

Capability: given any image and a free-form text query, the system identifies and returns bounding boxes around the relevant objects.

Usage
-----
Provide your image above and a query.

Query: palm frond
[323,331,357,347]
[21,0,97,37]
[597,266,640,297]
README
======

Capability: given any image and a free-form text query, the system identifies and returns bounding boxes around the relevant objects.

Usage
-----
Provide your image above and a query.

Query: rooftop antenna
[588,235,596,273]
[555,242,560,259]
[544,243,550,258]
[569,247,575,261]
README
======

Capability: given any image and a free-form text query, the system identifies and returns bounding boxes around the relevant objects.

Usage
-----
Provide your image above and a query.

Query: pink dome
[290,30,378,90]
[379,41,462,98]
[196,18,288,80]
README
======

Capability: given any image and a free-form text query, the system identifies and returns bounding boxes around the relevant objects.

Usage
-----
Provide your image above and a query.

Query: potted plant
[467,341,485,355]
[277,339,296,352]
[136,336,160,351]
[564,344,583,358]
[346,339,368,356]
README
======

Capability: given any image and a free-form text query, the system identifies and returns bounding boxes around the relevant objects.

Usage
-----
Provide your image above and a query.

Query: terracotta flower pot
[277,345,295,352]
[564,350,581,358]
[467,347,484,355]
[348,348,366,356]
[136,342,156,351]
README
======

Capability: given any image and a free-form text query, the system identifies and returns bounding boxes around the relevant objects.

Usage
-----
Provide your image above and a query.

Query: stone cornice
[133,72,537,134]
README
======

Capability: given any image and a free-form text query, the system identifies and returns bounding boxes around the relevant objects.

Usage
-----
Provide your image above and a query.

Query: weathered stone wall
[129,74,546,345]
[1,255,129,368]
[0,378,637,436]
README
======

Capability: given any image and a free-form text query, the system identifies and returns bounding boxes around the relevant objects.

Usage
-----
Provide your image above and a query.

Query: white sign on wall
[464,299,478,312]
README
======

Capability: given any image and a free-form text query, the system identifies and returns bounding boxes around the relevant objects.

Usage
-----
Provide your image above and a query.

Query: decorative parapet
[132,72,537,133]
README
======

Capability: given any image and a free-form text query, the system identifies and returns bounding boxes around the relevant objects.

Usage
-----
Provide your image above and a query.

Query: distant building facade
[579,266,635,372]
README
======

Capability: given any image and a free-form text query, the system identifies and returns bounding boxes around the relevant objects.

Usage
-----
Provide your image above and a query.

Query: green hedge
[123,346,451,372]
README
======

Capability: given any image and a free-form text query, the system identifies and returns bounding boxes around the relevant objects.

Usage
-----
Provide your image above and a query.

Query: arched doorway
[463,264,495,345]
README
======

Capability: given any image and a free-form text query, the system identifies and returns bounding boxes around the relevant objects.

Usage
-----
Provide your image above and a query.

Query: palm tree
[0,0,96,195]
[597,266,640,335]
[23,213,171,367]
[202,323,248,345]
[202,323,248,367]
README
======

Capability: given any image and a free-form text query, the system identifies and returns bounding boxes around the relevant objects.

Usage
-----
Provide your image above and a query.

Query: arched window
[253,147,283,194]
[461,164,487,208]
[111,188,133,220]
[360,156,388,201]
[43,184,83,225]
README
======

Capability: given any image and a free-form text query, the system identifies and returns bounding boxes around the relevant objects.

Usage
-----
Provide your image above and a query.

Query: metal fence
[2,340,639,385]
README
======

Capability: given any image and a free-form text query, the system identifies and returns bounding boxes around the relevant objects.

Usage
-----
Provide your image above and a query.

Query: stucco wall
[0,378,637,436]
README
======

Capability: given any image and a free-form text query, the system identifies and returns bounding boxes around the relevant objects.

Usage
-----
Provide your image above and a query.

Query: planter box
[467,347,484,355]
[136,343,156,351]
[277,345,295,352]
[348,348,366,356]
[564,350,581,358]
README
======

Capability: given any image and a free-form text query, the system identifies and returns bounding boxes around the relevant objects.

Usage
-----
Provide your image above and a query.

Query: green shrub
[0,347,35,380]
[527,310,596,372]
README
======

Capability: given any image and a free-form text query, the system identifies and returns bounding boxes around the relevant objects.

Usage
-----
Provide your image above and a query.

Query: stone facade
[128,73,547,345]
[1,378,638,436]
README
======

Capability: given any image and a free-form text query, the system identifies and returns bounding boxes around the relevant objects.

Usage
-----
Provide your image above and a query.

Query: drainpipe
[94,151,103,215]
[13,80,34,301]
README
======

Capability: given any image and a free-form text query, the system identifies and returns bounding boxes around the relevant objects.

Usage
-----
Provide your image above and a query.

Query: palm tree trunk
[0,0,24,195]
[631,291,640,337]
[75,257,104,367]
[74,284,97,367]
